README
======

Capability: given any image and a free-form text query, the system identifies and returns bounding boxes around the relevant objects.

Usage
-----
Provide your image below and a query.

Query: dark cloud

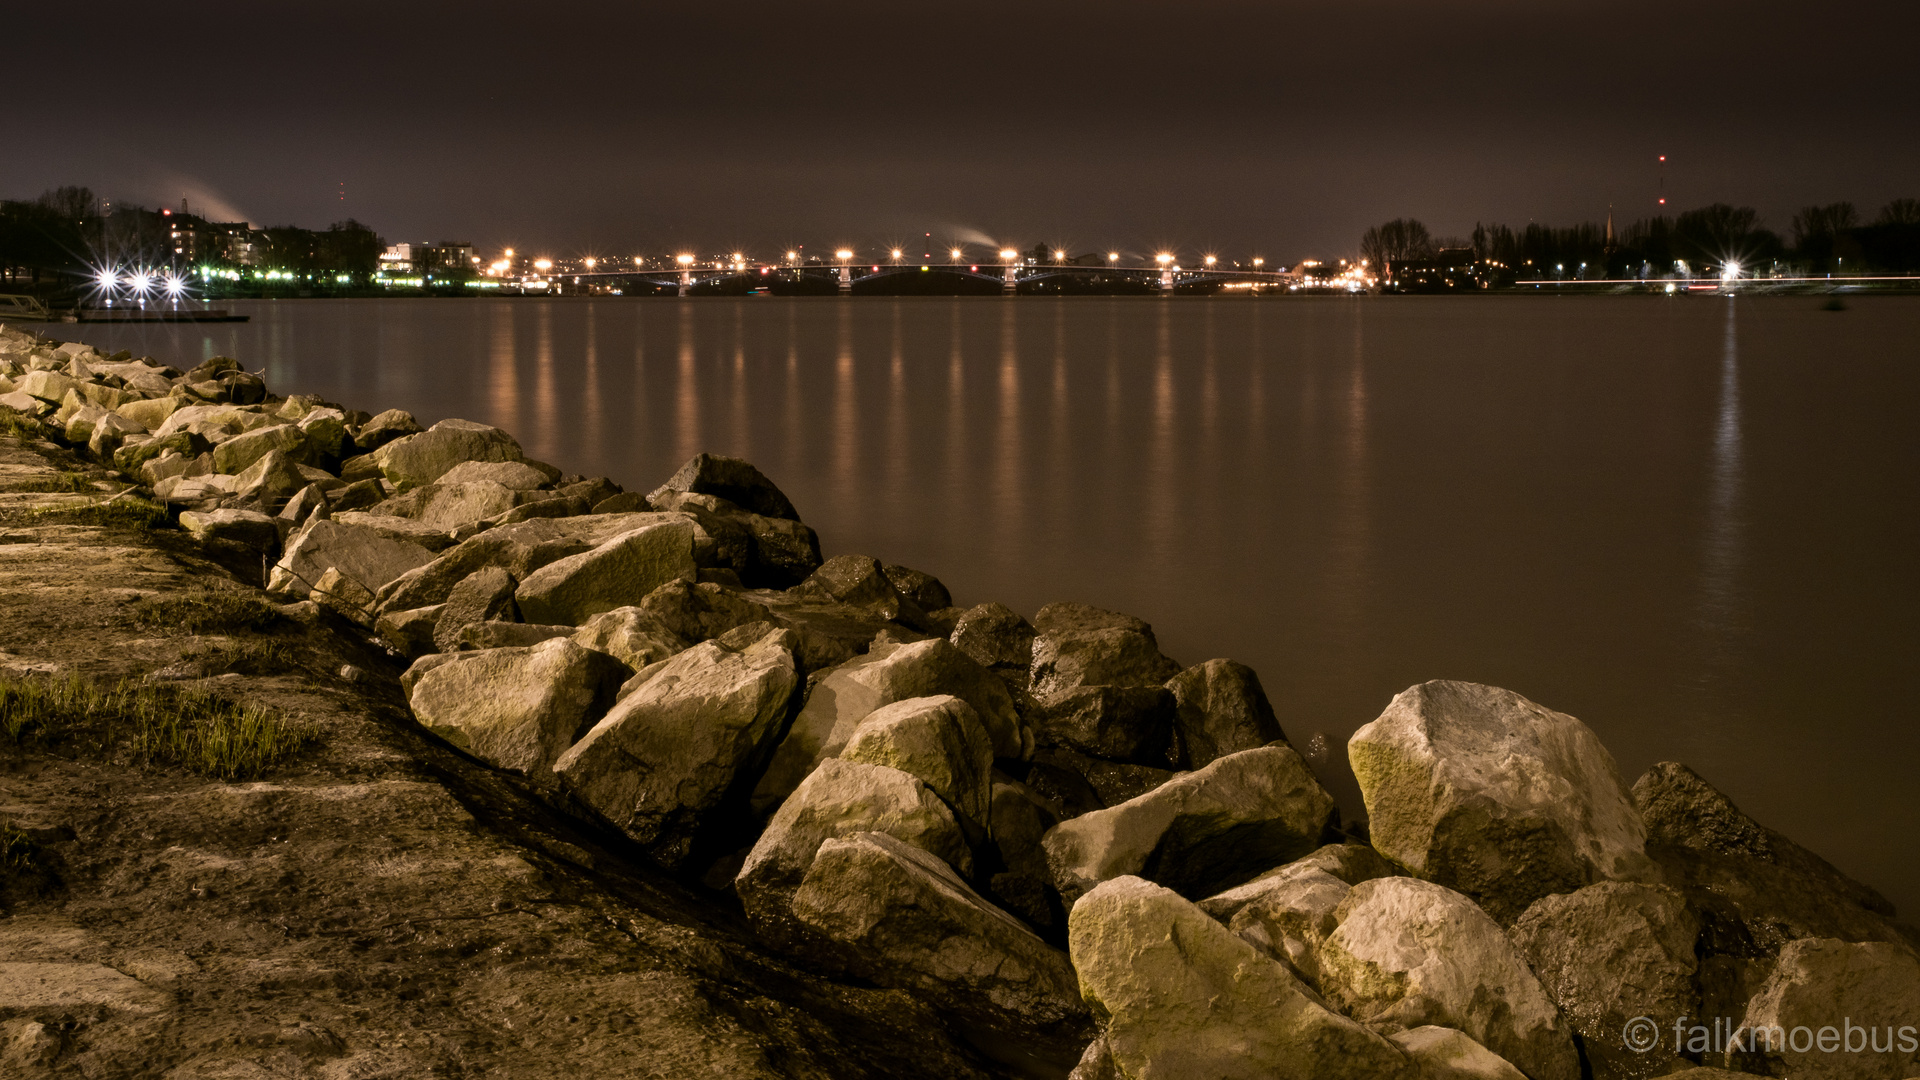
[11,0,1917,257]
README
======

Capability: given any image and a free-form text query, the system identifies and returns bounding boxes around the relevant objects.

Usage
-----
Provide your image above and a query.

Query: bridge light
[1204,255,1217,267]
[891,249,902,260]
[677,254,695,266]
[1108,252,1119,262]
[584,257,596,269]
[1252,257,1264,268]
[835,249,853,260]
[1156,253,1173,265]
[534,259,553,272]
[1053,250,1065,263]
[999,249,1017,261]
[950,248,963,260]
[786,250,797,261]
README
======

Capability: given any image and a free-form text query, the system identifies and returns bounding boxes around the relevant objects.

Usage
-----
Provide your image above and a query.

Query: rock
[434,566,520,652]
[513,519,697,627]
[328,510,456,551]
[881,563,952,611]
[1388,1027,1528,1080]
[1042,744,1333,902]
[1030,748,1175,810]
[1735,937,1920,1079]
[1315,877,1581,1080]
[571,605,689,670]
[735,510,823,587]
[1030,607,1183,701]
[751,638,1031,812]
[330,477,385,513]
[115,394,185,431]
[375,604,443,657]
[561,476,622,507]
[434,459,551,490]
[416,480,523,530]
[1067,1037,1119,1080]
[798,553,937,630]
[489,493,589,525]
[1068,876,1413,1080]
[1035,684,1178,765]
[373,418,524,490]
[178,508,280,548]
[594,490,651,514]
[736,758,973,949]
[211,421,308,475]
[1167,659,1287,768]
[353,407,422,452]
[1348,680,1653,924]
[62,402,109,444]
[635,578,773,643]
[1200,842,1402,922]
[790,831,1089,1043]
[554,627,800,868]
[1632,761,1913,955]
[458,621,576,650]
[949,601,1036,689]
[268,518,437,600]
[987,777,1066,930]
[841,695,994,827]
[407,639,624,780]
[654,451,802,521]
[294,408,350,463]
[279,483,331,526]
[1509,882,1700,1080]
[1224,865,1355,986]
[87,411,144,458]
[311,566,378,624]
[233,447,309,507]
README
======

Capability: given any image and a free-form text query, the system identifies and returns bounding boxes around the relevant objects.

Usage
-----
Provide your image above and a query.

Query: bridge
[558,259,1301,297]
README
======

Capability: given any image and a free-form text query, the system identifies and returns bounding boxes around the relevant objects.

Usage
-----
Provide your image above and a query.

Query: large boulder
[267,518,437,600]
[553,626,800,869]
[1632,762,1913,955]
[652,451,801,521]
[840,695,994,828]
[1734,937,1920,1080]
[1029,602,1183,701]
[232,447,308,507]
[570,606,688,671]
[736,758,972,950]
[433,566,520,652]
[1315,877,1581,1080]
[634,578,773,643]
[352,408,422,452]
[514,519,697,626]
[880,563,952,613]
[1068,876,1414,1080]
[415,481,523,530]
[790,831,1088,1044]
[1510,882,1700,1080]
[1167,659,1287,768]
[1201,843,1402,922]
[1388,1027,1528,1080]
[177,508,279,549]
[797,554,938,631]
[1042,744,1333,903]
[1348,680,1653,923]
[211,421,307,475]
[1205,846,1404,983]
[406,638,624,779]
[949,601,1036,691]
[987,777,1066,930]
[750,638,1031,812]
[1034,684,1178,765]
[437,459,553,490]
[372,418,524,491]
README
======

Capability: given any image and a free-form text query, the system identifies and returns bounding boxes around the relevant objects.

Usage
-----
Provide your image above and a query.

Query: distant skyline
[13,1,1918,259]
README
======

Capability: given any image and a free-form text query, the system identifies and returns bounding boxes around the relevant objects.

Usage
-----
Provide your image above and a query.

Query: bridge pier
[839,266,852,294]
[1003,264,1018,295]
[679,271,692,298]
[1160,267,1175,292]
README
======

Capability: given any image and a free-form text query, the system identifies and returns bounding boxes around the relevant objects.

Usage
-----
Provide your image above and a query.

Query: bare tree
[1360,219,1434,266]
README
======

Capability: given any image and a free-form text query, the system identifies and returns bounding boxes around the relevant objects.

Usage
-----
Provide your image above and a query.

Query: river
[46,293,1920,916]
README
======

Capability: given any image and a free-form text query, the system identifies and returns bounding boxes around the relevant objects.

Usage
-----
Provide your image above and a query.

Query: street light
[1156,253,1173,265]
[677,254,695,266]
[1204,255,1218,267]
[950,247,963,261]
[835,249,853,261]
[999,249,1017,261]
[1108,252,1119,263]
[584,257,597,269]
[1252,257,1264,268]
[1053,250,1066,263]
[890,249,903,262]
[533,259,552,272]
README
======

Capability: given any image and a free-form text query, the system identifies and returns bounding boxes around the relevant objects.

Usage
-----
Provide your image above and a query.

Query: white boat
[0,294,58,322]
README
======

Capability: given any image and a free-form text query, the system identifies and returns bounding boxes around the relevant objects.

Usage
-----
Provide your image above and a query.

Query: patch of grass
[178,639,303,676]
[0,408,51,440]
[29,495,169,532]
[0,672,311,780]
[0,821,33,876]
[13,471,99,494]
[132,591,282,635]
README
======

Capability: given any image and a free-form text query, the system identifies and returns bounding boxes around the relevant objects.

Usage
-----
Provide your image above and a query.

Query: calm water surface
[55,295,1920,914]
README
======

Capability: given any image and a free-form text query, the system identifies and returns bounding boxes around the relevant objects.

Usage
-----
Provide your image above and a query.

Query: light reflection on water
[49,294,1920,915]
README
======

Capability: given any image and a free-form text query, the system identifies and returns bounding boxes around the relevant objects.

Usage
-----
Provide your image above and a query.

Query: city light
[677,254,695,266]
[533,259,552,272]
[1253,257,1264,268]
[786,250,798,261]
[835,249,853,260]
[162,274,186,298]
[951,248,963,260]
[1053,250,1066,263]
[1204,255,1218,267]
[1721,260,1742,282]
[1108,252,1119,262]
[999,249,1017,260]
[1156,253,1173,265]
[127,271,153,296]
[890,249,903,260]
[584,257,597,269]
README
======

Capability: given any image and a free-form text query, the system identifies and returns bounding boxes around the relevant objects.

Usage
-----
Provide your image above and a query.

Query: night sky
[14,1,1919,260]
